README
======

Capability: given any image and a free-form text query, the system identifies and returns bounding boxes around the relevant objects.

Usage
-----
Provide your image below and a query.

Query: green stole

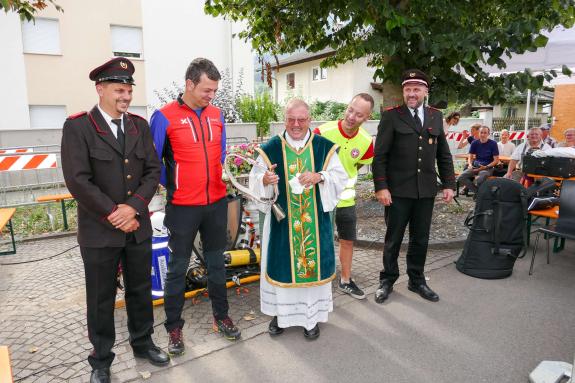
[257,132,338,287]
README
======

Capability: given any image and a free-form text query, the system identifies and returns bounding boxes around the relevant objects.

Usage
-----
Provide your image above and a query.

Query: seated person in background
[493,129,516,176]
[443,111,460,130]
[457,123,481,150]
[558,128,575,148]
[541,124,557,148]
[457,126,499,194]
[504,127,551,182]
[497,129,516,156]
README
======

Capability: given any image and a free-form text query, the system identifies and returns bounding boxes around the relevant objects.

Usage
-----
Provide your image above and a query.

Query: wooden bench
[36,193,73,230]
[0,346,13,383]
[0,208,16,256]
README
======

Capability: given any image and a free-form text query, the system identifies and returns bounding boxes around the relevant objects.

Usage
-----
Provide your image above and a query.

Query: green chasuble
[257,133,338,287]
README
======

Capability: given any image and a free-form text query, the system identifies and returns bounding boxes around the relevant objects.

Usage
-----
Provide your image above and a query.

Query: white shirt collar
[284,129,311,150]
[97,104,123,137]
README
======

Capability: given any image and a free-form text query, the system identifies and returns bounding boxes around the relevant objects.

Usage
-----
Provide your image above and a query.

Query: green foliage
[205,0,575,105]
[236,93,279,137]
[1,0,63,21]
[3,202,78,239]
[309,100,347,121]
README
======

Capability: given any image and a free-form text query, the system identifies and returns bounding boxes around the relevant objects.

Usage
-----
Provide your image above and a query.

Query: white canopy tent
[483,26,575,134]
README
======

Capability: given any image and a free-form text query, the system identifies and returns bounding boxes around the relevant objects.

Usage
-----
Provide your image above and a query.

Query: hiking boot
[167,327,185,356]
[338,278,366,299]
[213,316,241,340]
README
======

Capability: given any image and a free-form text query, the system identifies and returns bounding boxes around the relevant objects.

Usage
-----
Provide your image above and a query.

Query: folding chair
[529,180,575,275]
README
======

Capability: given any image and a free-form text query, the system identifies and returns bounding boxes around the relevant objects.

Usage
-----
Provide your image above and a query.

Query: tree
[1,0,62,21]
[205,0,574,105]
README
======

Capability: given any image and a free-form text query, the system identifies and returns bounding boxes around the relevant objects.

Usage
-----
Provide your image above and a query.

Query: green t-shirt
[316,120,374,207]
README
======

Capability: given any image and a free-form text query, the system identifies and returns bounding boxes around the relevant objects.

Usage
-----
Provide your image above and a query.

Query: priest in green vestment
[249,99,348,339]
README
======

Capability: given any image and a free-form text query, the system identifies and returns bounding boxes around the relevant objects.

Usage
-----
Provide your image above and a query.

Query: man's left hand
[298,171,322,188]
[108,204,137,228]
[443,188,454,203]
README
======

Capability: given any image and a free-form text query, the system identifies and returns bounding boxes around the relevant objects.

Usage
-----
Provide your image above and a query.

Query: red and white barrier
[0,148,32,154]
[446,131,526,141]
[0,154,57,172]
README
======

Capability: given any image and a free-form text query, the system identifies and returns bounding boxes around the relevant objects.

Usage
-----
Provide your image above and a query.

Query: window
[29,105,66,129]
[129,106,148,119]
[312,66,327,81]
[21,18,61,55]
[111,25,143,58]
[504,107,517,118]
[286,73,295,90]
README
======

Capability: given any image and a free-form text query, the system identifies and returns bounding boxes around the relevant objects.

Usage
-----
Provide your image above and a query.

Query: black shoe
[268,316,284,336]
[303,324,320,340]
[213,316,241,340]
[408,282,439,302]
[338,278,366,300]
[133,345,170,367]
[90,368,110,383]
[374,280,393,304]
[167,327,185,356]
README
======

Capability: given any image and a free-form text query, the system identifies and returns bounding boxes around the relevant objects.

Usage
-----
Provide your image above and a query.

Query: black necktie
[111,118,124,152]
[413,108,423,131]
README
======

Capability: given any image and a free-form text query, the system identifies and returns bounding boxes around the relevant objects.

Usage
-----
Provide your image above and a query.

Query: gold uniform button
[417,169,421,173]
[124,159,129,164]
[418,158,422,162]
[419,136,422,140]
[127,174,132,180]
[419,146,422,150]
[127,191,132,196]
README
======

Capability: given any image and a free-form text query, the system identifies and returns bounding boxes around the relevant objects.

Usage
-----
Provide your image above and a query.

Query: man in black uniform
[372,69,455,304]
[61,57,169,383]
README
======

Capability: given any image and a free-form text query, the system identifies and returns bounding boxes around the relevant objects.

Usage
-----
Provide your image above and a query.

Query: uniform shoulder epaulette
[67,111,87,120]
[385,105,401,111]
[127,111,147,121]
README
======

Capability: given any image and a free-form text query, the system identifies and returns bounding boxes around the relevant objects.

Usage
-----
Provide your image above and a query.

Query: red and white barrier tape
[0,154,57,172]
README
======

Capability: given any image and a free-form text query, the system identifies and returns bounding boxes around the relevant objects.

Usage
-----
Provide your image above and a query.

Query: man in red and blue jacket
[150,58,240,355]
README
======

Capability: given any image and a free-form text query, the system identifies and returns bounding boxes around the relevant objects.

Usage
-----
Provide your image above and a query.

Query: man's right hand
[262,164,279,186]
[376,189,392,206]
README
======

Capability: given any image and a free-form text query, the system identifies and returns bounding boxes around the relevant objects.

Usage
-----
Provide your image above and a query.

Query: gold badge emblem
[409,72,416,77]
[120,61,128,69]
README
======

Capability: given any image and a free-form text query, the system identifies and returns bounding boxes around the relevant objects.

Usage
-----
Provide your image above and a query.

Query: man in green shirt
[314,93,375,299]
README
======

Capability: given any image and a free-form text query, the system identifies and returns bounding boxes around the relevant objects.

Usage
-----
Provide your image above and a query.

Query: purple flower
[234,157,244,166]
[240,143,248,150]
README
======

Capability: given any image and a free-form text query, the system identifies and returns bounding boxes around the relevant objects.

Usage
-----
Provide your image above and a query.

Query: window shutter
[111,25,143,58]
[21,18,61,55]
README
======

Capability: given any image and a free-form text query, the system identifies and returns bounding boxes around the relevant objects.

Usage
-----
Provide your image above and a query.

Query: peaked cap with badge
[89,57,136,85]
[401,69,429,88]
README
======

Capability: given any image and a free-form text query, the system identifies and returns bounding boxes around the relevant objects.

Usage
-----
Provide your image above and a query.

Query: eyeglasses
[287,117,309,125]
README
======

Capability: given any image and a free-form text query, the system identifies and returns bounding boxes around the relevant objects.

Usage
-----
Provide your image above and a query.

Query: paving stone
[0,235,459,382]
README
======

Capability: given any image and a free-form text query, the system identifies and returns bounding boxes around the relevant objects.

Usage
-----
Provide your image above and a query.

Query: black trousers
[81,235,154,369]
[163,198,228,332]
[380,197,435,285]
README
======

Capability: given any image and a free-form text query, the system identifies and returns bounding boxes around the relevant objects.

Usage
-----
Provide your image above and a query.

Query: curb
[355,236,466,251]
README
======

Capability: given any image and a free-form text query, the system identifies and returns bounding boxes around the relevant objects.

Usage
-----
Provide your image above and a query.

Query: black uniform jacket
[373,104,455,199]
[61,106,161,247]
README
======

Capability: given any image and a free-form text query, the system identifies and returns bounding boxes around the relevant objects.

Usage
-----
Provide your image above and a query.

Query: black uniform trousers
[163,197,228,332]
[380,196,435,285]
[81,234,154,369]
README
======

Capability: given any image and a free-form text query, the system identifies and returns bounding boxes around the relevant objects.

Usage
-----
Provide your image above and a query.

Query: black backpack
[455,178,529,279]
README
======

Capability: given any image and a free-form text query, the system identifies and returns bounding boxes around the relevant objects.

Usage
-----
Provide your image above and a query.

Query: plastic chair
[529,180,575,275]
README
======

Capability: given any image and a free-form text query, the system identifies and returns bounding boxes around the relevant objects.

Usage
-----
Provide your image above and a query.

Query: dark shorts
[335,205,357,241]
